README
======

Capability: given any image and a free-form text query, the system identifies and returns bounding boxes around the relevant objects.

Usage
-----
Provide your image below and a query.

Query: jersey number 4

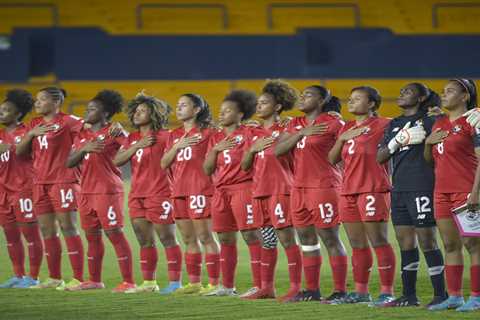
[38,136,48,150]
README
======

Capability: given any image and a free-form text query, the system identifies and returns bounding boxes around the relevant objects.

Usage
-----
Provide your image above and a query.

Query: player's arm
[66,140,105,168]
[241,137,274,171]
[328,127,364,164]
[113,136,154,167]
[423,128,448,165]
[160,134,201,169]
[16,124,53,156]
[203,138,235,176]
[467,147,480,210]
[274,123,328,157]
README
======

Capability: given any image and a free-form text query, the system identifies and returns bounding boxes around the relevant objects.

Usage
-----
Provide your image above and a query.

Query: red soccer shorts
[339,192,390,223]
[290,187,340,229]
[253,194,292,229]
[434,192,470,220]
[129,196,174,225]
[33,183,80,215]
[78,193,124,230]
[172,195,212,220]
[211,183,261,232]
[0,190,36,225]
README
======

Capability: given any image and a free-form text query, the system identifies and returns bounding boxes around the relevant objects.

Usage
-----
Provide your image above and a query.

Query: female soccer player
[0,89,43,288]
[377,83,447,307]
[424,79,480,312]
[275,85,348,302]
[16,87,84,290]
[240,80,303,300]
[113,92,183,294]
[328,86,396,306]
[202,90,264,296]
[160,93,220,295]
[65,90,135,292]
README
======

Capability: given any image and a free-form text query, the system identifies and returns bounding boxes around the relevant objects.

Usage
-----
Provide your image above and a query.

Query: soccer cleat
[426,295,449,308]
[111,282,136,293]
[277,288,301,303]
[242,287,275,300]
[284,289,321,302]
[30,278,64,289]
[369,293,395,307]
[428,295,464,311]
[199,284,219,295]
[56,278,82,291]
[65,281,105,291]
[456,296,480,312]
[159,281,181,295]
[203,285,237,297]
[174,282,203,295]
[125,281,159,293]
[381,295,419,307]
[320,291,348,304]
[12,276,39,289]
[239,287,260,298]
[0,276,23,288]
[330,292,372,304]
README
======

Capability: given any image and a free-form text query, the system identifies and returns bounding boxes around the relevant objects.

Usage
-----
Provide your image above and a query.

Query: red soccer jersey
[73,124,124,194]
[286,113,343,189]
[432,115,480,193]
[167,126,214,197]
[207,125,257,188]
[27,112,82,184]
[0,124,34,193]
[339,117,391,195]
[246,123,293,197]
[123,130,171,198]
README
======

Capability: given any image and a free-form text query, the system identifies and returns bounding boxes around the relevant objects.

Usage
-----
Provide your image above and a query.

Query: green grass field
[0,186,477,320]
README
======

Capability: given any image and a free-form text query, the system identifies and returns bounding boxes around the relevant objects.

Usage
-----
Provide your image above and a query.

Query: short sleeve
[66,115,84,139]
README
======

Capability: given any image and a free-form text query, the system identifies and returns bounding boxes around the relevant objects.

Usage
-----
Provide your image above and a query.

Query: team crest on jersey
[51,124,60,131]
[80,138,86,143]
[14,136,21,144]
[452,125,462,134]
[272,130,280,138]
[392,127,400,133]
[194,133,202,139]
[361,127,371,134]
[295,125,302,130]
[97,134,106,141]
[234,135,243,144]
[415,119,424,126]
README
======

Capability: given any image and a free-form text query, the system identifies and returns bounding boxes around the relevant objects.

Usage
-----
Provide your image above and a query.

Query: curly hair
[127,91,171,131]
[181,93,212,129]
[39,86,67,104]
[223,89,257,121]
[262,79,298,113]
[92,89,124,120]
[4,89,34,121]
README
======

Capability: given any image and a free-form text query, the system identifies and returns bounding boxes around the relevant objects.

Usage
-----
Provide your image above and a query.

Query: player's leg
[128,215,159,293]
[341,221,373,304]
[239,227,263,297]
[105,227,135,293]
[193,218,220,293]
[314,189,347,301]
[385,192,420,307]
[429,193,465,310]
[316,225,348,301]
[15,221,43,288]
[175,219,203,293]
[12,191,43,288]
[154,222,183,294]
[275,226,302,301]
[56,211,84,287]
[457,236,480,311]
[0,218,25,288]
[361,193,396,306]
[416,227,447,306]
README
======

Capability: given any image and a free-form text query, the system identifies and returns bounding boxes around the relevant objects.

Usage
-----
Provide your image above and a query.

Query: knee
[298,231,318,245]
[443,239,462,254]
[39,223,56,237]
[217,232,236,245]
[197,231,214,246]
[158,233,176,247]
[182,233,198,247]
[241,230,261,245]
[463,239,480,255]
[418,237,438,252]
[59,222,78,237]
[369,233,389,248]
